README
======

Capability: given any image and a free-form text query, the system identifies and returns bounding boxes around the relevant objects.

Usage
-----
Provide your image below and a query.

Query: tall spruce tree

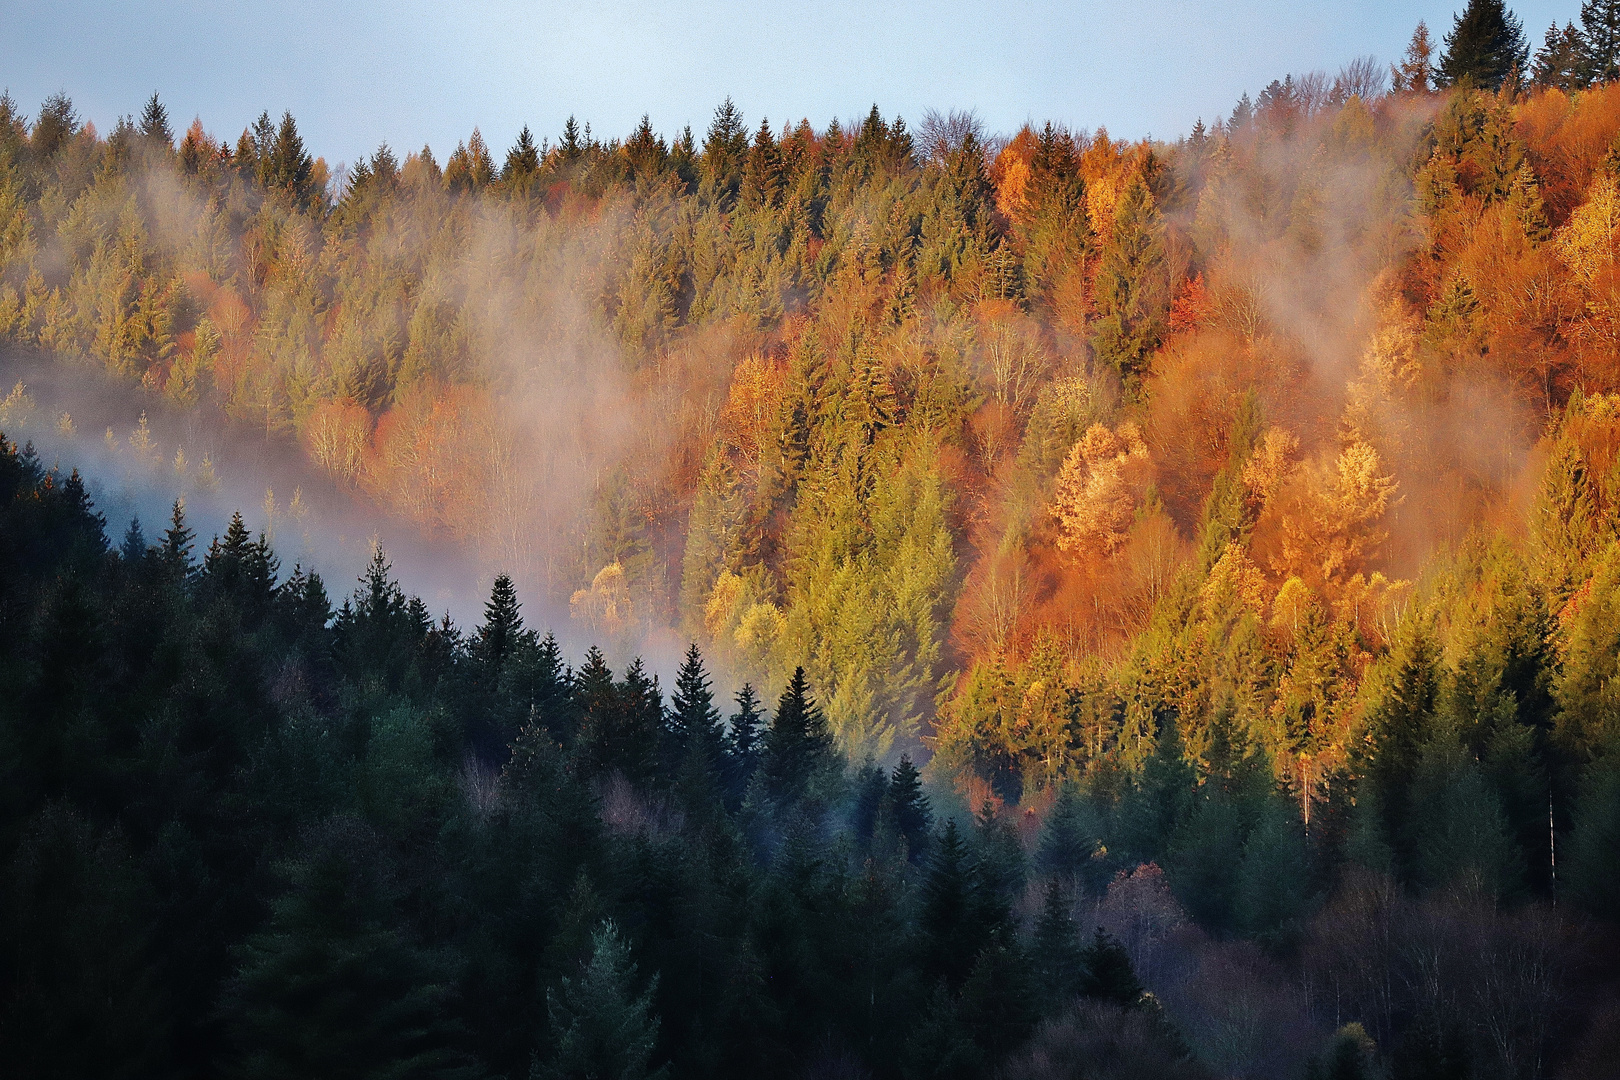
[761,667,835,805]
[1583,0,1620,82]
[916,819,985,991]
[476,574,524,674]
[668,644,726,782]
[1438,0,1530,90]
[1089,170,1168,396]
[886,755,933,860]
[1030,879,1085,1006]
[137,92,172,150]
[535,921,665,1080]
[724,683,764,808]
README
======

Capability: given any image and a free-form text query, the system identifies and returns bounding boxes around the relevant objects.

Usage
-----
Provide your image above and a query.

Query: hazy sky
[1,0,1577,168]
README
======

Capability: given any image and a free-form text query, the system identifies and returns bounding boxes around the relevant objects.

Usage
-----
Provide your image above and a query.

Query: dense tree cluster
[5,4,1620,1074]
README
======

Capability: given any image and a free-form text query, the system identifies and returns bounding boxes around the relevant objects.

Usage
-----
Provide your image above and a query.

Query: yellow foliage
[1051,422,1151,559]
[570,562,634,638]
[1201,543,1269,621]
[1557,173,1620,357]
[1259,439,1398,592]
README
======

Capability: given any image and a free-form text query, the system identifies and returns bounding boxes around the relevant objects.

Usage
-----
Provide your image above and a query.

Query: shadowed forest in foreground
[6,1,1620,1076]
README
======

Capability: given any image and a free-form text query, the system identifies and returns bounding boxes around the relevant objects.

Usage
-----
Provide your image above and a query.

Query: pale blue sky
[0,1,1579,169]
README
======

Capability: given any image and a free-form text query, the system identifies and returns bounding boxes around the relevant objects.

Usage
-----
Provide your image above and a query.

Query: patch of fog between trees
[0,345,628,662]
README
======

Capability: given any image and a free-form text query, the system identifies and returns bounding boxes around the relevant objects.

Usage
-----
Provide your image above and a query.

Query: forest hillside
[4,3,1620,1076]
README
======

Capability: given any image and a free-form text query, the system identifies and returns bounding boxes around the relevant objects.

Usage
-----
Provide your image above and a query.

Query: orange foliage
[1515,83,1620,225]
[1167,272,1213,334]
[364,383,494,535]
[990,128,1040,225]
[718,352,786,485]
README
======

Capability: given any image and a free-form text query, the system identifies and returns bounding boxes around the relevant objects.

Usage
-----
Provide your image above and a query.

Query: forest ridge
[4,0,1620,1076]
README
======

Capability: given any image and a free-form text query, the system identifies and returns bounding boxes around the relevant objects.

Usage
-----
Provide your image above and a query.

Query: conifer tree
[30,92,78,159]
[886,755,933,859]
[701,97,748,204]
[1077,928,1143,1007]
[503,126,540,191]
[119,518,147,563]
[222,819,475,1080]
[476,573,524,674]
[1036,782,1101,888]
[535,921,665,1080]
[668,643,726,773]
[917,819,983,991]
[1030,878,1085,1004]
[761,667,835,805]
[1438,0,1530,90]
[1089,171,1168,396]
[1393,22,1437,91]
[137,92,172,150]
[1534,22,1590,88]
[724,683,764,806]
[159,498,194,580]
[264,111,315,205]
[1583,0,1620,83]
[1567,759,1620,918]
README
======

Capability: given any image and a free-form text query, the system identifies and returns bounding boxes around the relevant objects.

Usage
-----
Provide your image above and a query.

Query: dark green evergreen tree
[503,126,540,191]
[1030,878,1085,1005]
[222,818,477,1080]
[1078,928,1143,1008]
[1566,758,1620,918]
[1438,0,1530,89]
[475,574,524,675]
[30,92,79,159]
[916,819,989,991]
[1582,0,1620,82]
[534,921,666,1080]
[1089,170,1168,396]
[761,667,834,806]
[885,755,933,860]
[723,683,764,808]
[138,92,172,149]
[156,498,195,587]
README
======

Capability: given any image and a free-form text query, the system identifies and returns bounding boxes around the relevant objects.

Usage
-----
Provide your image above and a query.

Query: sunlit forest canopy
[5,1,1620,1076]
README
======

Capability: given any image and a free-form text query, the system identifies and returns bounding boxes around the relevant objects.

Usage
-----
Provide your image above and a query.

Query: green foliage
[1089,170,1168,395]
[222,817,477,1080]
[535,921,666,1080]
[1077,929,1143,1008]
[1437,0,1530,89]
[1566,758,1620,919]
[761,666,837,807]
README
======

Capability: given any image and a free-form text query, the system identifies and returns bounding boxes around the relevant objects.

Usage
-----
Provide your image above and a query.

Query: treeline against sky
[5,0,1620,1074]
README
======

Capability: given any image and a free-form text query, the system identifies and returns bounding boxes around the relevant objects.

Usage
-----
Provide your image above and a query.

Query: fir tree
[1533,22,1589,89]
[159,498,194,580]
[1583,0,1620,83]
[917,819,983,991]
[476,573,524,674]
[761,667,835,806]
[668,643,726,785]
[119,518,147,563]
[1037,782,1101,889]
[222,818,476,1080]
[535,921,666,1080]
[1089,170,1168,396]
[137,92,172,150]
[1438,0,1530,90]
[1078,928,1143,1008]
[723,683,764,808]
[885,755,933,860]
[503,125,540,190]
[1030,878,1085,1005]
